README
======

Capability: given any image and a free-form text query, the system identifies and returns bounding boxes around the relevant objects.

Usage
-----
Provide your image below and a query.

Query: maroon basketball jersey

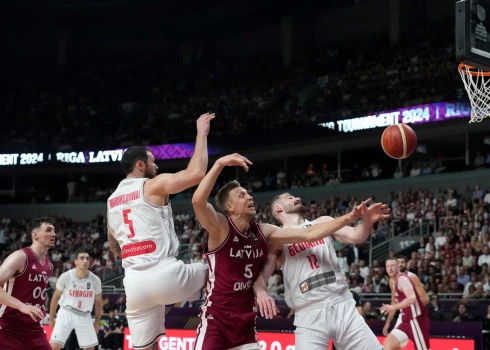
[202,218,268,312]
[0,247,53,330]
[394,273,427,322]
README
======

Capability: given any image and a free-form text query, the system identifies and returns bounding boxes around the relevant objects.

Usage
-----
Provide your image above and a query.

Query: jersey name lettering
[28,273,49,283]
[287,239,325,257]
[68,290,94,298]
[109,190,141,208]
[229,248,264,259]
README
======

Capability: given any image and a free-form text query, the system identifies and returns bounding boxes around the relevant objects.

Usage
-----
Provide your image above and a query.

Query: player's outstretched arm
[0,251,44,321]
[253,243,281,319]
[260,202,366,244]
[380,276,416,314]
[192,154,252,247]
[146,113,215,196]
[315,201,390,244]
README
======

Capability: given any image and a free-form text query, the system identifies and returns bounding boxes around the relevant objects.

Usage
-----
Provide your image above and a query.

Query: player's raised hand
[362,202,391,224]
[216,153,253,172]
[19,303,44,322]
[347,198,371,222]
[256,291,279,319]
[196,112,215,136]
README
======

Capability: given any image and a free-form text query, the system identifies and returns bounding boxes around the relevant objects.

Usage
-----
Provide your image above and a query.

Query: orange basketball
[381,124,417,159]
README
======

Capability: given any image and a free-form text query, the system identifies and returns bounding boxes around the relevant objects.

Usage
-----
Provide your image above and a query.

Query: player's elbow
[185,169,206,186]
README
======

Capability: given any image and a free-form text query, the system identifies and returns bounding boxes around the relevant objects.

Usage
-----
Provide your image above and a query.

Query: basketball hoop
[458,63,490,123]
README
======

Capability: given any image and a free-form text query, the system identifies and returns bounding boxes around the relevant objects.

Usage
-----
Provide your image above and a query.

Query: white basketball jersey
[107,178,179,269]
[57,269,102,314]
[282,219,348,310]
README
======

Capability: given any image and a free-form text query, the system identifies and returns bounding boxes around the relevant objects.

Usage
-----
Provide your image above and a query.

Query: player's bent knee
[383,334,401,350]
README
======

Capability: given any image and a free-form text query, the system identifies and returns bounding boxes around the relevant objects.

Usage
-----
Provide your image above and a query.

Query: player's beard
[399,266,406,273]
[144,165,156,179]
[285,203,307,217]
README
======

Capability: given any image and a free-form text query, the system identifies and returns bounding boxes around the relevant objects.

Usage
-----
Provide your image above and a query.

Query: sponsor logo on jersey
[233,236,239,243]
[87,282,91,290]
[32,264,36,270]
[287,239,325,257]
[299,271,336,294]
[121,240,157,259]
[251,233,260,244]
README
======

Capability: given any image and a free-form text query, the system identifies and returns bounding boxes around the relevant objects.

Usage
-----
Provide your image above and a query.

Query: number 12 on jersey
[307,254,319,270]
[123,209,135,239]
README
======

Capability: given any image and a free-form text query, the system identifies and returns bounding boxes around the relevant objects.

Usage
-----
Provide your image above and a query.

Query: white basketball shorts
[293,297,382,350]
[50,308,98,348]
[123,257,208,349]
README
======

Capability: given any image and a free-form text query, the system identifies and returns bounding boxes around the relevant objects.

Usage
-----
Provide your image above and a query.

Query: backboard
[456,0,490,70]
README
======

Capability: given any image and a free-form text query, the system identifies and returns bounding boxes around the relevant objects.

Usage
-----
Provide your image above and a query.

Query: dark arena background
[0,0,490,349]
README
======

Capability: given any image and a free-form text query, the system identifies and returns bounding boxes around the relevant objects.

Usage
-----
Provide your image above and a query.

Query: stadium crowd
[0,25,460,154]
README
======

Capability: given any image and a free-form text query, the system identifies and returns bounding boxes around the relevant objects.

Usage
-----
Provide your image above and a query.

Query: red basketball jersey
[202,218,268,312]
[394,273,427,322]
[0,247,53,330]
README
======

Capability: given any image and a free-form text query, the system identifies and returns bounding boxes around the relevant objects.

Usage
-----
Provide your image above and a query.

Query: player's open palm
[19,303,44,322]
[363,202,391,224]
[257,292,279,319]
[347,198,371,222]
[196,112,215,136]
[217,153,253,172]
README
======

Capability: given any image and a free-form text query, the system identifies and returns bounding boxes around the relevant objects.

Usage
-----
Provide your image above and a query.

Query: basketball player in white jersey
[254,192,390,350]
[382,255,429,338]
[107,113,214,350]
[49,250,102,350]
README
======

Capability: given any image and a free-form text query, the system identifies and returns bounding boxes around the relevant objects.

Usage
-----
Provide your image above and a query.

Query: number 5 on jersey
[244,264,253,278]
[123,209,136,239]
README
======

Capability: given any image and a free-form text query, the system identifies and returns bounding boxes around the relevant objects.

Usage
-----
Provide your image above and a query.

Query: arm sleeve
[93,275,102,294]
[55,272,69,292]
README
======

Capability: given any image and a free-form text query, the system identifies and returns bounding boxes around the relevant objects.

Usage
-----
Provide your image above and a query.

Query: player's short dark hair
[269,192,290,221]
[215,180,241,212]
[386,257,398,263]
[120,146,151,175]
[396,255,408,263]
[27,217,54,235]
[75,249,90,259]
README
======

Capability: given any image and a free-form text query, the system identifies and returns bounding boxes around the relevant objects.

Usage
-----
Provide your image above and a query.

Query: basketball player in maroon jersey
[192,153,371,350]
[0,217,55,350]
[381,258,430,350]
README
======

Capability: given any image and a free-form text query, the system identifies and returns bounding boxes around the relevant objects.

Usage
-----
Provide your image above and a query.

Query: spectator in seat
[479,246,490,266]
[453,303,469,322]
[426,293,444,321]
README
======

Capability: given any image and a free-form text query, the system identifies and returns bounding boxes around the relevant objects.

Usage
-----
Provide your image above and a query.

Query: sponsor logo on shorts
[121,240,157,259]
[300,282,309,292]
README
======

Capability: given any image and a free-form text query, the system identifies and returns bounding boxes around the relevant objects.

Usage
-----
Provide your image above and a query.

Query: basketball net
[458,63,490,123]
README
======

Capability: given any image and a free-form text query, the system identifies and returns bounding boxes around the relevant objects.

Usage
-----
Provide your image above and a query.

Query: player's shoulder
[90,271,102,283]
[5,249,27,264]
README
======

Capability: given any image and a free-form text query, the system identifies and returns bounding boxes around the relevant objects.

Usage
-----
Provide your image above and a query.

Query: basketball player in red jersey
[0,217,55,350]
[192,153,373,350]
[383,255,429,337]
[381,258,430,350]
